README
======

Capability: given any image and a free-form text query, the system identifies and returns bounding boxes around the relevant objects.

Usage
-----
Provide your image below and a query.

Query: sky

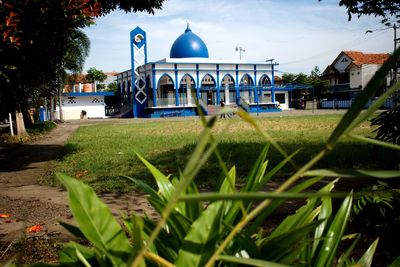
[82,0,394,75]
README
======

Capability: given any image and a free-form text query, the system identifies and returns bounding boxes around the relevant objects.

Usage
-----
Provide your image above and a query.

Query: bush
[371,105,400,145]
[26,121,57,135]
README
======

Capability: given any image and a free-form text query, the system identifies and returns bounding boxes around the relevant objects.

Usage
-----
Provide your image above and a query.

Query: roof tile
[343,51,390,67]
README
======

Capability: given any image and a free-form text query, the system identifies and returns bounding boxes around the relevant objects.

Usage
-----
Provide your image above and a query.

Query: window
[340,58,348,63]
[357,72,360,75]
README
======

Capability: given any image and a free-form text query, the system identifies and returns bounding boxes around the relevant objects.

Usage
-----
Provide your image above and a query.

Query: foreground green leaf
[57,173,132,267]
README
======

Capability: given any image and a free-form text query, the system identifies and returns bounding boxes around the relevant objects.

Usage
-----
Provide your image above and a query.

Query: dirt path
[0,120,155,263]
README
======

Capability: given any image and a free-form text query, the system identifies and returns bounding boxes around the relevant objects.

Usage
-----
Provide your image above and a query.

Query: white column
[224,84,230,104]
[187,82,191,105]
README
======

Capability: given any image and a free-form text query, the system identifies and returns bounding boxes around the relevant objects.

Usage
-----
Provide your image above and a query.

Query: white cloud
[82,0,393,74]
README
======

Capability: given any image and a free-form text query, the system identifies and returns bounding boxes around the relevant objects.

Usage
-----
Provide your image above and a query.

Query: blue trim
[65,92,114,96]
[152,64,157,106]
[271,64,275,102]
[254,65,258,103]
[143,106,198,118]
[216,64,220,103]
[220,73,235,87]
[196,64,200,99]
[149,61,276,66]
[235,64,239,103]
[178,73,197,88]
[174,64,179,106]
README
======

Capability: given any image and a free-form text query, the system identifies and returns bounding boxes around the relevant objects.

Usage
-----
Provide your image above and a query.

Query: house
[323,51,390,100]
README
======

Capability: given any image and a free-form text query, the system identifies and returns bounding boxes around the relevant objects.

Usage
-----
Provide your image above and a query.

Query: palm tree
[56,29,90,121]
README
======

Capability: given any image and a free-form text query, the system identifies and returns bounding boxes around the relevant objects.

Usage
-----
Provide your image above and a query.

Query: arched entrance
[221,74,235,104]
[200,74,216,105]
[258,74,272,103]
[179,74,196,106]
[157,74,175,106]
[239,74,254,103]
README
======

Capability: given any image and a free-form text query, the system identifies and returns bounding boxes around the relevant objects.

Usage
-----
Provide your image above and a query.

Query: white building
[55,92,114,120]
[115,25,295,118]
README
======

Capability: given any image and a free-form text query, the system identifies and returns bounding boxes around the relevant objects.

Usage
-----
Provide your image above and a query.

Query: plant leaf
[313,193,353,267]
[175,201,224,267]
[58,241,95,265]
[259,220,324,262]
[247,176,324,234]
[357,238,379,267]
[217,255,292,267]
[304,169,400,179]
[57,173,132,267]
[136,154,174,201]
[388,255,400,267]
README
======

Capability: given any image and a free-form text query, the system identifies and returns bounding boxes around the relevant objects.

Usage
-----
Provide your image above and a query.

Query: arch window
[179,74,196,106]
[200,74,216,105]
[156,74,175,106]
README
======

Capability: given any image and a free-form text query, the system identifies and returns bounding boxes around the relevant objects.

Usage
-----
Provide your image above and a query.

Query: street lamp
[235,46,245,60]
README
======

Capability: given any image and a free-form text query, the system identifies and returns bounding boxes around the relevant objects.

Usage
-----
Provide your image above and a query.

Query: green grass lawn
[44,114,397,192]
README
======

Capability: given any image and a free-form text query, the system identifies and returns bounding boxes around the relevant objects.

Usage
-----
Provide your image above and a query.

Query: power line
[279,29,388,66]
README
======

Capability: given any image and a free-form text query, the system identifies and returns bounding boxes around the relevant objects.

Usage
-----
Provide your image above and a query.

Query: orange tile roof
[342,51,390,67]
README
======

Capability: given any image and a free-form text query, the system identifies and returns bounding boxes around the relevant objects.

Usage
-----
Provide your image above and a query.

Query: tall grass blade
[259,220,323,262]
[247,176,324,234]
[269,179,337,239]
[312,192,332,255]
[217,255,292,267]
[304,169,400,178]
[337,234,361,267]
[349,81,400,132]
[136,154,174,201]
[132,117,219,266]
[347,133,400,151]
[313,193,353,267]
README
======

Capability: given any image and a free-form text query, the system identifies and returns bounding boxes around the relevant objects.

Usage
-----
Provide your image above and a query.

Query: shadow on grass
[0,143,78,172]
[53,140,398,194]
[141,141,398,189]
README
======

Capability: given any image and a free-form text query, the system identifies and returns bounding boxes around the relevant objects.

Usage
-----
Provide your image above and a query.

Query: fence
[319,99,394,109]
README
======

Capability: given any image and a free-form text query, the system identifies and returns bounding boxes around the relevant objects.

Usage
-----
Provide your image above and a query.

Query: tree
[107,82,118,93]
[281,67,330,100]
[0,0,165,133]
[281,73,296,84]
[320,0,400,24]
[58,29,91,121]
[86,68,107,92]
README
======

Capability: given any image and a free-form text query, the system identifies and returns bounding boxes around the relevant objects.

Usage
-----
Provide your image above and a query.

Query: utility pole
[394,24,398,84]
[394,24,400,106]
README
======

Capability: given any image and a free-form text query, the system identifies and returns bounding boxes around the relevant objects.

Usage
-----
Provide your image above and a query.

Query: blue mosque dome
[170,24,209,58]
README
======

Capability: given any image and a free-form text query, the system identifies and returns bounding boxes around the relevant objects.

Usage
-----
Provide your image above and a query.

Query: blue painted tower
[130,27,148,118]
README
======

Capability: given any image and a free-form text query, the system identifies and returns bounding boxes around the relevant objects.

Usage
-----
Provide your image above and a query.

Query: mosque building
[116,25,295,118]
